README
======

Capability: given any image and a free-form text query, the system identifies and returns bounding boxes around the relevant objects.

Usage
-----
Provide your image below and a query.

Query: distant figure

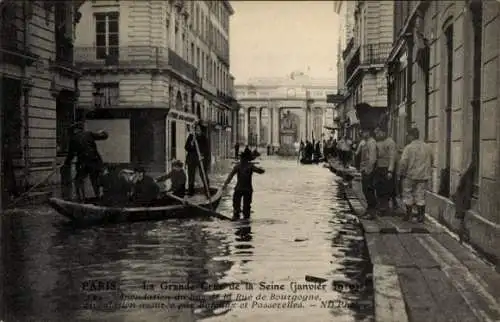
[222,149,265,220]
[266,144,271,155]
[337,135,353,168]
[398,128,433,222]
[131,166,160,206]
[156,160,187,198]
[185,121,210,195]
[64,121,109,201]
[234,142,240,159]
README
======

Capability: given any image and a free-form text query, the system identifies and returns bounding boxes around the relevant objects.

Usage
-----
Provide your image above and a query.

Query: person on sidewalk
[185,121,210,196]
[374,126,397,216]
[359,128,378,219]
[234,142,240,160]
[398,127,433,222]
[337,135,352,168]
[222,149,265,220]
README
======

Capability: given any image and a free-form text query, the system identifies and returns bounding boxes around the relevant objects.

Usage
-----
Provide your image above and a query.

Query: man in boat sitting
[100,166,134,206]
[155,160,187,198]
[185,121,210,196]
[222,149,265,221]
[64,121,109,201]
[131,166,160,206]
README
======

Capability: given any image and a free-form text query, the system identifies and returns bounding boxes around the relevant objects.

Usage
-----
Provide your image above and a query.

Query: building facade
[235,72,336,155]
[335,1,394,140]
[74,0,237,176]
[0,0,85,208]
[387,0,500,267]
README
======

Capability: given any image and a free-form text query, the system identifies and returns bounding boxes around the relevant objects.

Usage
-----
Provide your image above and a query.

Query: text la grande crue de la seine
[141,281,327,293]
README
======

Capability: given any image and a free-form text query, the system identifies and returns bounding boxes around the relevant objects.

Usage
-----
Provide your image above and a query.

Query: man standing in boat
[64,121,108,201]
[185,121,210,196]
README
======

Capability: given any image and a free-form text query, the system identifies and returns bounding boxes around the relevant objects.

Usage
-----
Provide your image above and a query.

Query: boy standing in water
[222,149,265,220]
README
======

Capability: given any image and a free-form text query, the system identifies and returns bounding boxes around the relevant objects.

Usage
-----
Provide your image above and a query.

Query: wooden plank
[365,234,394,265]
[379,216,412,233]
[417,235,500,321]
[373,265,409,322]
[421,267,480,322]
[397,267,445,321]
[397,234,441,269]
[380,234,414,267]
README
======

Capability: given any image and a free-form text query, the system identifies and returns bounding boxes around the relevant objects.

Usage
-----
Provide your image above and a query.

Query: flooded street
[1,158,374,322]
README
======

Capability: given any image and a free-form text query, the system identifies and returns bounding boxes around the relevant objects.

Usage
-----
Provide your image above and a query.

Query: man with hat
[64,121,109,201]
[373,125,397,216]
[155,159,187,198]
[185,120,210,196]
[398,127,433,222]
[358,127,378,219]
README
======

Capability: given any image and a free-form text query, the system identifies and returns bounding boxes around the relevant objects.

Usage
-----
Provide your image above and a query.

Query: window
[471,4,483,199]
[190,42,194,64]
[196,46,200,69]
[170,121,177,160]
[440,25,453,198]
[95,12,119,59]
[93,82,119,108]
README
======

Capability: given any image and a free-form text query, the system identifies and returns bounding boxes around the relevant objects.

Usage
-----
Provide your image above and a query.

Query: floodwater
[0,158,374,322]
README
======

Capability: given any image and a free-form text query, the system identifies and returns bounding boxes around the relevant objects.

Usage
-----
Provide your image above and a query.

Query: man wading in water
[64,121,108,201]
[222,149,265,220]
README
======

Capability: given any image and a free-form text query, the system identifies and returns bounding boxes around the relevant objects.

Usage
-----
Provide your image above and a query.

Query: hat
[172,159,183,167]
[240,149,253,161]
[133,165,146,173]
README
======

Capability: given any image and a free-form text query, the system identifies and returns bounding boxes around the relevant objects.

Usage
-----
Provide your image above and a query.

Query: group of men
[63,120,212,206]
[353,126,433,222]
[299,140,322,161]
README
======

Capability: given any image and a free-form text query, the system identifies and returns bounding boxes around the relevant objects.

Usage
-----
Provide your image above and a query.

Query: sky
[229,1,339,84]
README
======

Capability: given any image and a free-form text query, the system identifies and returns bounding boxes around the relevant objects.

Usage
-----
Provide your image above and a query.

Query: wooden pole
[190,125,213,210]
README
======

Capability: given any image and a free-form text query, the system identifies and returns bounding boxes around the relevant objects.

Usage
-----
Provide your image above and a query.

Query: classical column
[243,107,249,145]
[267,108,273,146]
[256,108,261,147]
[272,106,280,147]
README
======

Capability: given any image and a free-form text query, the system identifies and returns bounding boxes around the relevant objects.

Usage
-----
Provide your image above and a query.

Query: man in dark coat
[64,121,108,200]
[234,142,240,159]
[131,166,160,206]
[185,121,210,195]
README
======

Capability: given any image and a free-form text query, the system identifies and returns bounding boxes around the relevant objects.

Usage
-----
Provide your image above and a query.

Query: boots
[416,206,425,223]
[403,205,412,221]
[232,210,240,221]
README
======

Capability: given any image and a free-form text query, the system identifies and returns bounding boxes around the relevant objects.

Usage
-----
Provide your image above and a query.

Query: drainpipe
[405,33,414,133]
[22,0,30,191]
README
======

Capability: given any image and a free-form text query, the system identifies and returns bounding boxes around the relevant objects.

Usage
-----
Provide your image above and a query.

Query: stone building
[387,0,500,267]
[235,72,336,155]
[0,0,85,208]
[74,0,237,176]
[334,1,394,140]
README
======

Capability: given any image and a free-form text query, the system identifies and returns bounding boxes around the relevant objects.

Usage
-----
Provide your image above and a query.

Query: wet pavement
[1,157,374,322]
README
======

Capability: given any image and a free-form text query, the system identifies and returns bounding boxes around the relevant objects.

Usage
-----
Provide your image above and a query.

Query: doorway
[131,112,154,171]
[56,90,75,199]
[1,77,22,206]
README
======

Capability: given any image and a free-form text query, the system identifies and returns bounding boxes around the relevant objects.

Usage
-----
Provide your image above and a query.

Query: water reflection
[1,158,374,322]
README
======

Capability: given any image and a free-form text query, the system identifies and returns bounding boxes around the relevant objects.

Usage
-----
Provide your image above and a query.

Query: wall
[85,119,130,164]
[407,0,500,266]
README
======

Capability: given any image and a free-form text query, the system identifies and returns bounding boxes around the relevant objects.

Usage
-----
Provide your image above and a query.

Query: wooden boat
[48,187,223,226]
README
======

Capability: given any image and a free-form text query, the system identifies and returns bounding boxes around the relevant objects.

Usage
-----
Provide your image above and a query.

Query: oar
[8,162,64,208]
[164,192,231,221]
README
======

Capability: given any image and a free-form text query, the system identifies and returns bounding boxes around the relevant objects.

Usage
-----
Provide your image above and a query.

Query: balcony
[345,42,392,85]
[167,49,199,83]
[49,34,80,78]
[74,46,200,83]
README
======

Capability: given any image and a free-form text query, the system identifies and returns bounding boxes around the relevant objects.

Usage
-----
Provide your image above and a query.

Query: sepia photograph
[0,0,499,321]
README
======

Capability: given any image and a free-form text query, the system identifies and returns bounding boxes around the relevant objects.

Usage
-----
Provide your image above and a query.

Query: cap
[133,165,146,173]
[240,149,253,161]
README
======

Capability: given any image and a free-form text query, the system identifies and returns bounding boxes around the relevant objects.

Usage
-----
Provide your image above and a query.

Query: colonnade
[237,105,328,147]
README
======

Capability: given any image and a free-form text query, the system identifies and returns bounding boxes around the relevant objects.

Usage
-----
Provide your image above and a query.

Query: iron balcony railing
[345,42,392,81]
[74,46,200,83]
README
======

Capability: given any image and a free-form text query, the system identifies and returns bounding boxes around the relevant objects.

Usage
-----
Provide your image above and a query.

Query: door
[131,112,154,171]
